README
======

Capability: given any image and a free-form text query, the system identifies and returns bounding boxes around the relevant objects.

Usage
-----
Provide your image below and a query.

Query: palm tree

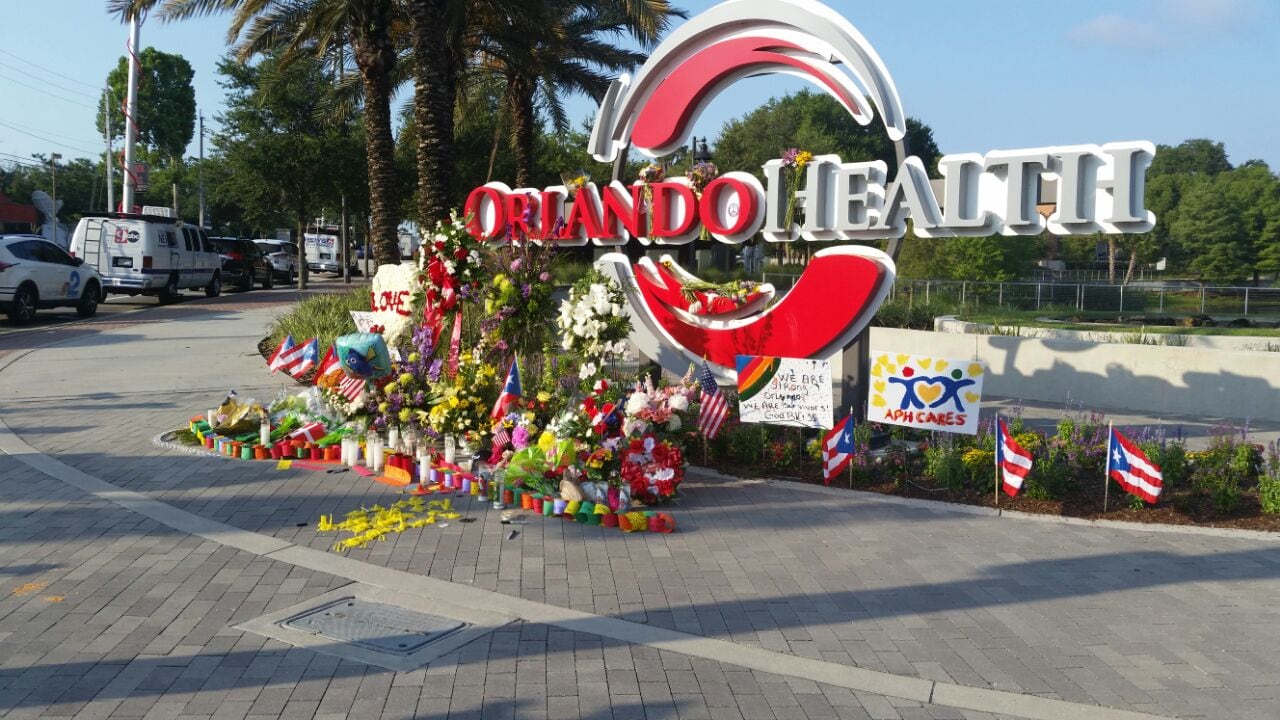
[405,0,461,228]
[474,0,685,187]
[109,0,404,267]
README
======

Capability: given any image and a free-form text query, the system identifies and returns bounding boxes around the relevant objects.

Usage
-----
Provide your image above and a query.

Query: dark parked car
[208,237,273,291]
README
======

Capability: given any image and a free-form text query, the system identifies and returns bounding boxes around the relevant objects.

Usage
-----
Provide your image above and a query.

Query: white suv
[1,234,103,324]
[255,239,298,281]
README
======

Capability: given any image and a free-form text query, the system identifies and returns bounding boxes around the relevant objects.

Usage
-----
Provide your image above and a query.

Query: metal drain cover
[282,597,465,655]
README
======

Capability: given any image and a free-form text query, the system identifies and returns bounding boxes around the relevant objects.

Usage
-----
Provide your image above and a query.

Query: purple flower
[521,283,531,299]
[412,391,425,406]
[510,258,523,272]
[427,359,444,382]
[781,148,799,167]
[512,426,530,450]
[539,271,550,282]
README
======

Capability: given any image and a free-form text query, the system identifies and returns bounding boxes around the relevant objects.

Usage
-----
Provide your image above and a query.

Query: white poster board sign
[869,352,985,435]
[735,355,833,429]
[349,311,378,333]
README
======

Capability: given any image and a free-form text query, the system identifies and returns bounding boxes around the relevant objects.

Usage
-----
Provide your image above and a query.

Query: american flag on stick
[696,361,729,439]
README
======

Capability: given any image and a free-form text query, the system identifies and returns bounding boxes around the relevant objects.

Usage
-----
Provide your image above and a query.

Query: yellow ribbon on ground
[318,498,459,552]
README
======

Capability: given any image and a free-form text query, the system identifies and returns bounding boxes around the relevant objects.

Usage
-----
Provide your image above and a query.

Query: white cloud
[1066,14,1166,49]
[1163,0,1257,29]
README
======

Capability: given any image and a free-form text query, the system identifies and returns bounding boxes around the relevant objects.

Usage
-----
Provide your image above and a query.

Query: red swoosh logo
[630,36,863,156]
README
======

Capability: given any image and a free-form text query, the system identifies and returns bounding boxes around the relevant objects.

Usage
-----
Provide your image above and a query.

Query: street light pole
[50,152,62,243]
[197,110,205,228]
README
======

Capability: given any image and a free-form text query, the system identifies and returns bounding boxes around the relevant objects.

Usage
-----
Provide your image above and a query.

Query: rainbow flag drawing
[735,355,781,403]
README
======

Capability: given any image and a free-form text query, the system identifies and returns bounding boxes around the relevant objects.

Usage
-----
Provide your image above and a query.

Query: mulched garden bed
[706,456,1280,534]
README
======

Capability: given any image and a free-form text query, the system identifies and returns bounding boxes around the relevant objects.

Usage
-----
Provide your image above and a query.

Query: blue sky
[2,0,1277,174]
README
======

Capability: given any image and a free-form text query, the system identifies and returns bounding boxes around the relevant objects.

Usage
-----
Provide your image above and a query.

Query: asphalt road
[0,272,365,338]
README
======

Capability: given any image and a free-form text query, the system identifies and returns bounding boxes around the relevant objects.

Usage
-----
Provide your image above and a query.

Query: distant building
[0,192,37,234]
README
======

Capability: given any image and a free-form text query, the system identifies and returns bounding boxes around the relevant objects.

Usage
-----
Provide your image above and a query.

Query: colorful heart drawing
[967,363,984,376]
[877,354,890,367]
[896,354,910,366]
[871,394,887,408]
[964,392,980,403]
[873,380,886,393]
[871,365,883,378]
[918,358,932,369]
[935,360,948,371]
[916,382,943,404]
[885,365,897,375]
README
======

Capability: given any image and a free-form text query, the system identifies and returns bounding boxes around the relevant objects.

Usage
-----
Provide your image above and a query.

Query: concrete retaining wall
[933,316,1279,352]
[867,327,1280,422]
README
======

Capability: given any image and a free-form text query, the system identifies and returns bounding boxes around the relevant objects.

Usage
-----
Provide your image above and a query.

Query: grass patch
[267,287,371,350]
[171,429,202,446]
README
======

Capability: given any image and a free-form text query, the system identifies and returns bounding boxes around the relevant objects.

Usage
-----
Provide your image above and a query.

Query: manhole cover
[282,597,466,655]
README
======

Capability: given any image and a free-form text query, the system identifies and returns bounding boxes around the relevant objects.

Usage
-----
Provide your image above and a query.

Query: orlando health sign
[464,0,1155,392]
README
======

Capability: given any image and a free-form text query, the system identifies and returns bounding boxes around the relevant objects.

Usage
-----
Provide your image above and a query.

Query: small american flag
[492,422,512,452]
[696,361,729,439]
[338,375,365,401]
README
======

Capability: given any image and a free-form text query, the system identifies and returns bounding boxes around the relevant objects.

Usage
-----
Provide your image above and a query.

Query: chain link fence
[759,274,1280,318]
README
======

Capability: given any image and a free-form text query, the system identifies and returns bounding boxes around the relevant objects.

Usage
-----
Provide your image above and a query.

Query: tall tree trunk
[408,0,455,228]
[1107,235,1117,283]
[1123,244,1139,284]
[353,16,400,268]
[509,75,535,188]
[486,110,505,183]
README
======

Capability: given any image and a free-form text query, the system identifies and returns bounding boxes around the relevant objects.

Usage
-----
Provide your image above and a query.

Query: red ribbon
[448,310,463,378]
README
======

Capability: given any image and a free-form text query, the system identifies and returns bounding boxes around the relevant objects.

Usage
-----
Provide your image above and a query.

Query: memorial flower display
[556,270,632,386]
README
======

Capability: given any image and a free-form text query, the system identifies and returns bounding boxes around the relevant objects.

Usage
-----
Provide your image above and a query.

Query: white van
[69,211,223,302]
[304,231,341,274]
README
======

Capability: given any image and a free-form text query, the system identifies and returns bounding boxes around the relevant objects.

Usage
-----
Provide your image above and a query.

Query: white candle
[207,410,216,428]
[259,418,271,448]
[369,435,384,471]
[387,427,400,454]
[444,435,456,465]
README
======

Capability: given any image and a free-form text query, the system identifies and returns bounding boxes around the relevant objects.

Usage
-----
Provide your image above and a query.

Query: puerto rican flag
[267,335,298,373]
[995,417,1033,497]
[288,338,320,378]
[312,345,339,385]
[1107,427,1163,504]
[491,357,521,421]
[821,412,854,485]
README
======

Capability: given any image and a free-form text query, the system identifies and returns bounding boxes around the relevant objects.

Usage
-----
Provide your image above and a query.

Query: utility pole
[104,88,114,213]
[50,153,62,243]
[121,14,141,213]
[197,110,205,228]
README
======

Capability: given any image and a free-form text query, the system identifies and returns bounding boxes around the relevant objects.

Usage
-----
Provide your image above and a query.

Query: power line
[0,48,100,91]
[0,60,99,99]
[0,72,97,109]
[0,116,102,146]
[0,152,45,169]
[0,120,99,156]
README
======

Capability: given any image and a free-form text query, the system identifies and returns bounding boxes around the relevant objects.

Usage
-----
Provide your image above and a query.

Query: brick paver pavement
[0,454,991,720]
[4,297,1280,719]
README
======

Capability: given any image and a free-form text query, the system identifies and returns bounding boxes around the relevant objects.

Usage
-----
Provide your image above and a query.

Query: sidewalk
[3,300,1280,719]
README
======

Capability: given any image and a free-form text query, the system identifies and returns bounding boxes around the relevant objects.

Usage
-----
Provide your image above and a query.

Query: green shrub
[925,446,968,491]
[1192,425,1259,514]
[1261,442,1280,515]
[267,287,370,351]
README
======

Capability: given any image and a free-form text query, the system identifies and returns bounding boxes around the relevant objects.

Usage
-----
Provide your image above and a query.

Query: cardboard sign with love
[869,352,985,435]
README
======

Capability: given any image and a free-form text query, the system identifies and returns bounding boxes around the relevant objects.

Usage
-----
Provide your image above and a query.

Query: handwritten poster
[736,356,833,429]
[869,352,985,435]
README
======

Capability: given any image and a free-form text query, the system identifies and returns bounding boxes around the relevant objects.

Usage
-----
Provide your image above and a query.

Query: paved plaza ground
[3,290,1280,720]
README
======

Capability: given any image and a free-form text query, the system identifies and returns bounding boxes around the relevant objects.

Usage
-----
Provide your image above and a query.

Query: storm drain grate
[281,597,466,656]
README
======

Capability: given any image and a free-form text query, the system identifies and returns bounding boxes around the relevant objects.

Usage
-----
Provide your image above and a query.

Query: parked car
[208,237,273,291]
[255,239,298,281]
[1,234,104,324]
[69,212,221,302]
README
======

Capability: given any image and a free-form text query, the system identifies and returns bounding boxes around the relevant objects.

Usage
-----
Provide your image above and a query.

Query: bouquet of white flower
[556,269,632,385]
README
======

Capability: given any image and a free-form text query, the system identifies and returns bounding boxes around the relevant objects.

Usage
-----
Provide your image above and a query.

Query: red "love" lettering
[369,290,412,317]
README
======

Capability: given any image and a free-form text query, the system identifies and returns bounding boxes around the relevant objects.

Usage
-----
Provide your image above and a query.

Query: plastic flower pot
[503,489,515,505]
[602,513,619,528]
[552,499,568,516]
[575,502,594,523]
[270,444,283,460]
[520,492,534,510]
[532,495,544,513]
[254,445,268,460]
[543,499,555,517]
[240,445,253,460]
